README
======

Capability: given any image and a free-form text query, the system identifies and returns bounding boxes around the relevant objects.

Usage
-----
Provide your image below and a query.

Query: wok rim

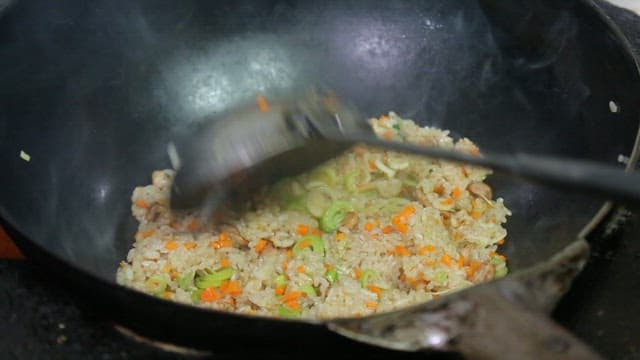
[1,0,639,334]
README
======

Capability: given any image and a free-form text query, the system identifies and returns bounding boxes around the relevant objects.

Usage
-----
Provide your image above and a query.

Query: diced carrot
[296,224,309,235]
[282,260,289,272]
[496,238,505,245]
[210,233,233,249]
[364,222,374,232]
[468,210,483,219]
[441,253,452,266]
[394,245,411,256]
[200,288,221,303]
[367,285,383,296]
[440,198,454,206]
[255,239,268,253]
[135,199,150,209]
[324,263,333,270]
[286,249,293,258]
[396,222,408,234]
[163,291,173,299]
[401,205,416,217]
[141,229,156,239]
[285,300,301,310]
[368,160,376,171]
[354,268,362,279]
[275,286,286,295]
[365,301,377,309]
[382,226,394,234]
[296,265,305,274]
[417,245,436,255]
[433,184,445,195]
[220,258,231,267]
[451,187,463,199]
[382,130,394,140]
[281,291,304,303]
[164,240,178,250]
[187,219,201,232]
[469,146,481,156]
[184,242,198,250]
[256,95,270,112]
[297,239,312,251]
[457,255,465,268]
[220,280,242,296]
[335,232,346,241]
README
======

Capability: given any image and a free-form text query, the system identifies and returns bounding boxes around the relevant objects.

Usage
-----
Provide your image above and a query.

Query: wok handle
[450,290,602,360]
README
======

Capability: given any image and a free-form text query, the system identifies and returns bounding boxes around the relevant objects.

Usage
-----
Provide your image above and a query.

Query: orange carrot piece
[220,280,242,296]
[496,238,505,245]
[394,245,411,256]
[220,258,231,267]
[433,184,445,195]
[184,242,198,250]
[364,222,374,232]
[417,245,436,255]
[368,160,376,171]
[468,210,482,219]
[367,285,383,296]
[285,299,301,310]
[451,187,463,199]
[275,286,286,295]
[141,229,156,239]
[382,225,394,234]
[365,301,377,309]
[296,224,309,235]
[255,239,268,253]
[164,240,178,250]
[441,253,452,266]
[135,199,150,209]
[282,260,289,272]
[281,291,304,303]
[335,232,346,241]
[439,198,454,206]
[296,265,305,274]
[256,95,270,112]
[457,255,465,268]
[200,288,221,303]
[354,268,362,279]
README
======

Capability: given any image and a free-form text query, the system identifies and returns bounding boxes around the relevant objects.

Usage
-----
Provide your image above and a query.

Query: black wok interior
[0,0,639,348]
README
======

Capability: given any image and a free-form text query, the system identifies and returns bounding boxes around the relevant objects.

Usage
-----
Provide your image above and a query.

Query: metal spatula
[169,92,640,211]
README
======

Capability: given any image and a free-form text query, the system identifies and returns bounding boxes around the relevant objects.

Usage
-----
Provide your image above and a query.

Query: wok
[1,0,639,358]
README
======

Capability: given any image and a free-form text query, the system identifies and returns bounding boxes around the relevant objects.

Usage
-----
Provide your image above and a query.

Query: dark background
[1,1,639,359]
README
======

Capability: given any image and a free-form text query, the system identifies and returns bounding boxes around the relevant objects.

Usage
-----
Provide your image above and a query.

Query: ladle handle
[450,290,602,360]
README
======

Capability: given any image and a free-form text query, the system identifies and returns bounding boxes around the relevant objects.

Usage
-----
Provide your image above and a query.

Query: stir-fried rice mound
[116,112,511,319]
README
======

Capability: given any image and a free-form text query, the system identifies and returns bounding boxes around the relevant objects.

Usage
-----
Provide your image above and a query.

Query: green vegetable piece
[300,283,317,297]
[492,256,508,278]
[359,269,377,288]
[392,123,401,131]
[292,235,325,257]
[275,274,288,287]
[320,201,352,233]
[144,275,167,295]
[309,167,337,186]
[325,269,339,283]
[190,289,203,303]
[434,271,448,286]
[177,270,195,291]
[344,170,359,193]
[278,305,302,318]
[195,267,234,289]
